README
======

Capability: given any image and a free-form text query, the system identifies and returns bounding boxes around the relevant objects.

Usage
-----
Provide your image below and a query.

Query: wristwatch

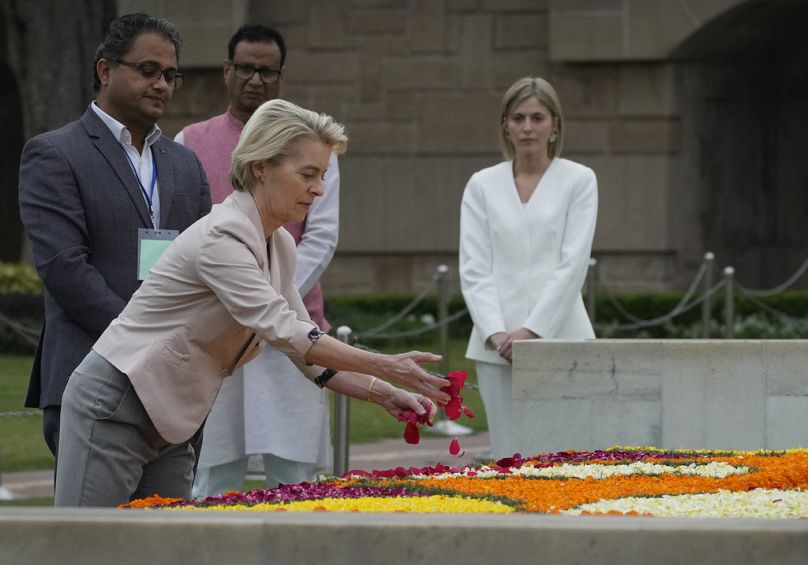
[308,327,325,343]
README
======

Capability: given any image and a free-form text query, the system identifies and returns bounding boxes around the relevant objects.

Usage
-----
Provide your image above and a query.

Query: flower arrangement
[124,447,808,518]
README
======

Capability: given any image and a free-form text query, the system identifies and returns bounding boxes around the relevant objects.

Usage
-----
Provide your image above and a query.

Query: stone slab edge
[1,508,807,564]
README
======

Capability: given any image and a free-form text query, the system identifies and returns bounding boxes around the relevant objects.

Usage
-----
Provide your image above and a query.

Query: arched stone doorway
[673,0,808,288]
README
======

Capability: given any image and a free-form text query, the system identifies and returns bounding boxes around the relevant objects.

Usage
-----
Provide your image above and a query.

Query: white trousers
[475,361,515,460]
[192,454,323,498]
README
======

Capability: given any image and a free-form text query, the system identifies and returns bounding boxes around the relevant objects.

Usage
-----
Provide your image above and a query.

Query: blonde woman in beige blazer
[55,100,449,507]
[460,77,598,459]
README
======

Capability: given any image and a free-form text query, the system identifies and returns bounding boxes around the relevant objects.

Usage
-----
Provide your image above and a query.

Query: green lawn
[0,355,54,473]
[0,339,487,475]
[0,497,52,507]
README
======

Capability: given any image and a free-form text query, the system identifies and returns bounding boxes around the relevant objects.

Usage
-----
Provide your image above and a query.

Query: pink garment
[183,108,329,330]
[182,108,243,205]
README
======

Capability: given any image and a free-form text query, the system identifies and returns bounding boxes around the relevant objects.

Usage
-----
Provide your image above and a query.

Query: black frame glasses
[230,62,282,84]
[116,59,184,89]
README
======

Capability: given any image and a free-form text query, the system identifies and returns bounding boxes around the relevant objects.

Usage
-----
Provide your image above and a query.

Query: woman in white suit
[459,76,598,459]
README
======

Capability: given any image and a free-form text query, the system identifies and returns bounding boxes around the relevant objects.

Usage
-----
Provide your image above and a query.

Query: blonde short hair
[230,99,348,192]
[499,76,564,160]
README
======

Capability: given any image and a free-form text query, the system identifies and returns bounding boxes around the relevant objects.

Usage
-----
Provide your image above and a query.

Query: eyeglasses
[116,60,184,89]
[231,62,282,84]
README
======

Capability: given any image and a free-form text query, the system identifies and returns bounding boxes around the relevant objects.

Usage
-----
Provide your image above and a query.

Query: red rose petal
[404,421,420,444]
[399,370,474,451]
[444,397,462,420]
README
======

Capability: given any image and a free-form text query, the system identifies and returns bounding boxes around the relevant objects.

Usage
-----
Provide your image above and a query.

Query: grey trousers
[54,350,199,507]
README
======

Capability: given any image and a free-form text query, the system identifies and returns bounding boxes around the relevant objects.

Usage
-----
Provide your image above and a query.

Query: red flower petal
[447,370,467,388]
[397,411,417,425]
[462,406,475,419]
[445,397,463,420]
[449,437,461,455]
[404,421,420,444]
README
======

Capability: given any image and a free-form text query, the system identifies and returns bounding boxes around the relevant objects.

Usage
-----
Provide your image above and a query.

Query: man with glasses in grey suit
[18,13,211,468]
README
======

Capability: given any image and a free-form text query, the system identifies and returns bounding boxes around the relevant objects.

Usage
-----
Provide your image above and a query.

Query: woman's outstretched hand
[377,387,437,424]
[381,351,451,405]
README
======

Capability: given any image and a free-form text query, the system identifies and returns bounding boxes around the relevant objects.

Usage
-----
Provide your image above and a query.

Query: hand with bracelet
[305,332,449,424]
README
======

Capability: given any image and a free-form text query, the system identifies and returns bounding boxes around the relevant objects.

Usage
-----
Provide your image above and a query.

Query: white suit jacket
[94,189,323,443]
[459,158,598,365]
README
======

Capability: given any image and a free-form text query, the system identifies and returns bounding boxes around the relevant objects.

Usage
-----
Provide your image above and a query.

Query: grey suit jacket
[19,106,212,408]
[94,190,323,444]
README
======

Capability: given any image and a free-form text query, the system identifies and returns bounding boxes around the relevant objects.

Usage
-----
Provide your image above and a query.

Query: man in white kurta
[460,157,597,458]
[176,24,339,494]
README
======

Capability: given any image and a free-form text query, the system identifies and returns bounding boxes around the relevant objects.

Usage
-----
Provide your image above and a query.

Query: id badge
[137,228,179,280]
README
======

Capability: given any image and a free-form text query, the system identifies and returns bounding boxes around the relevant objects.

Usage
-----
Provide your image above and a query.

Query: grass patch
[0,496,53,507]
[0,355,54,473]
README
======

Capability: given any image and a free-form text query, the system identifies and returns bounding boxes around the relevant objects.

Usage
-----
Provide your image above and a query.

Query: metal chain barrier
[357,308,469,341]
[736,250,808,297]
[0,411,40,418]
[594,248,808,336]
[354,277,438,340]
[0,311,39,347]
[736,286,808,323]
[601,279,727,332]
[598,256,725,331]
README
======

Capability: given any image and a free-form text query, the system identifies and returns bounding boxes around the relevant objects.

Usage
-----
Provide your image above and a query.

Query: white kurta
[197,158,339,469]
[459,158,598,365]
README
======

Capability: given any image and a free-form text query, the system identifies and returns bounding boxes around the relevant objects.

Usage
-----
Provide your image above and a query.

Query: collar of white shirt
[90,101,162,150]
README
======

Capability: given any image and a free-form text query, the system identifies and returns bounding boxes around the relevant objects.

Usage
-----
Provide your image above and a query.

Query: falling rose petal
[450,437,461,455]
[404,421,420,444]
[462,406,475,419]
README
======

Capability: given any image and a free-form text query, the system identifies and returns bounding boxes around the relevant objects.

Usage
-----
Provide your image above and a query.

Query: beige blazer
[94,190,323,444]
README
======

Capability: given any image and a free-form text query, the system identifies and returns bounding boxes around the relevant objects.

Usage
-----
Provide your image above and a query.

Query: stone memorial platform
[1,508,807,564]
[513,339,808,454]
[4,339,808,564]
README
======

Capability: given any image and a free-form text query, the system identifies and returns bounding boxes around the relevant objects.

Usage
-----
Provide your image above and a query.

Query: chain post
[430,265,472,437]
[585,257,598,324]
[333,326,352,476]
[723,266,735,339]
[701,252,715,338]
[435,264,450,375]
